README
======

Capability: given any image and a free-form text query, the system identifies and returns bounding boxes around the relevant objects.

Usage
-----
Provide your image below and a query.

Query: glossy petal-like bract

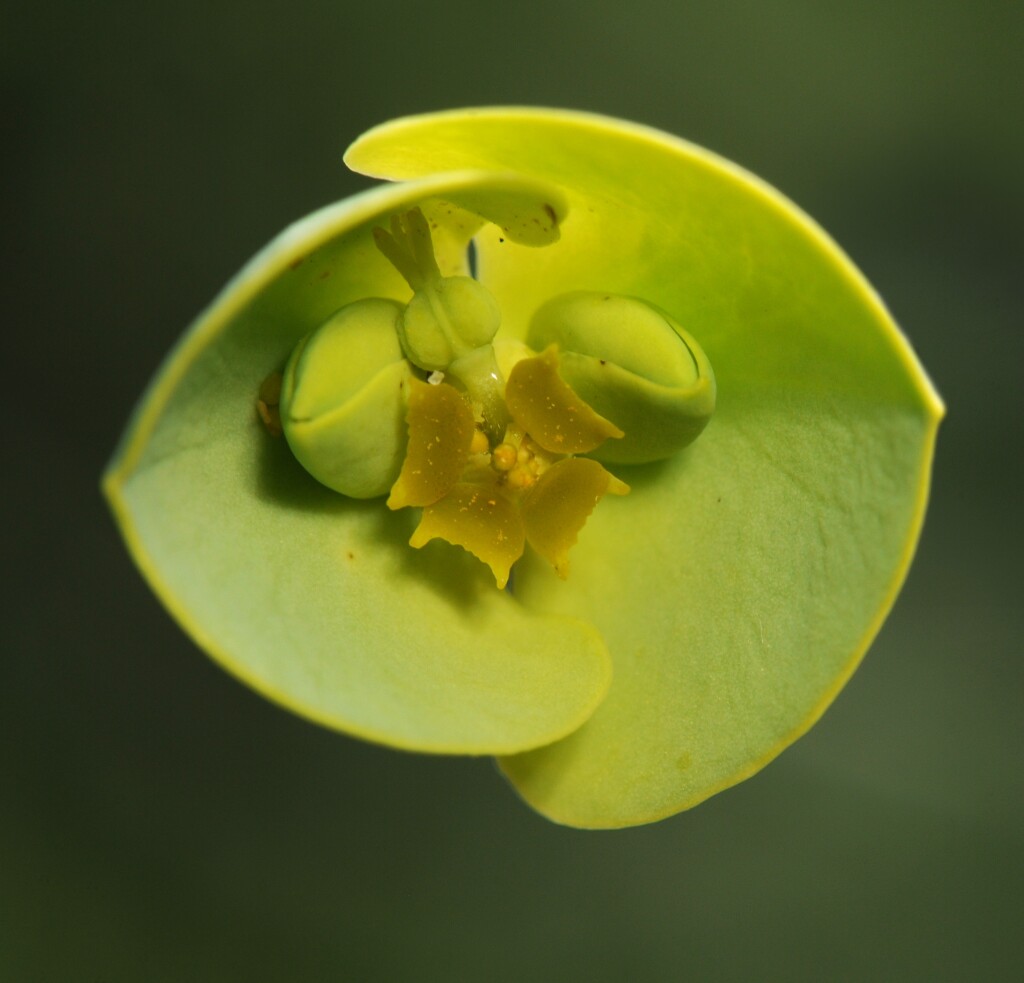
[106,108,942,828]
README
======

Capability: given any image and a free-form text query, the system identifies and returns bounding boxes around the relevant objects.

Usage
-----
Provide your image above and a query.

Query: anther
[470,429,490,455]
[492,443,518,471]
[506,468,536,491]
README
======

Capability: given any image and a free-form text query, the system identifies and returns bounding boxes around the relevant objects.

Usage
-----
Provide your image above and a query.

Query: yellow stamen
[505,468,536,491]
[470,429,490,455]
[492,443,518,471]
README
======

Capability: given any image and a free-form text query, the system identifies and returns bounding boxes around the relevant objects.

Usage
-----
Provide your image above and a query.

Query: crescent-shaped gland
[504,346,624,455]
[387,378,475,510]
[520,458,629,579]
[409,482,526,589]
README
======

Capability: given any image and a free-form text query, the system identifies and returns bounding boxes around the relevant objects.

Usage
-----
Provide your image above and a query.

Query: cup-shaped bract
[105,108,943,829]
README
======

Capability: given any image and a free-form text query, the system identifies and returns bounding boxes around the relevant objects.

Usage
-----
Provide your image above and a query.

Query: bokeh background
[5,0,1021,979]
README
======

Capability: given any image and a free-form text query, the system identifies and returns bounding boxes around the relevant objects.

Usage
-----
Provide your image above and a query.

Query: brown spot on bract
[256,400,282,437]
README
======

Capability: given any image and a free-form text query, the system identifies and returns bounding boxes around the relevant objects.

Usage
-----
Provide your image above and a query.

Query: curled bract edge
[104,108,943,828]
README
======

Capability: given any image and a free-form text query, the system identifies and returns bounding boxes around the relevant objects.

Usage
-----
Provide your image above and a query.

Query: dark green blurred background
[5,0,1021,979]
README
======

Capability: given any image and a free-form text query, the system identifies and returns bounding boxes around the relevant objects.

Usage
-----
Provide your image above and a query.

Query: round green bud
[280,298,413,498]
[399,276,501,372]
[527,291,716,464]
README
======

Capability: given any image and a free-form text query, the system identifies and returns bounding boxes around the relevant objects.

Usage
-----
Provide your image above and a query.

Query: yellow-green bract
[103,108,943,828]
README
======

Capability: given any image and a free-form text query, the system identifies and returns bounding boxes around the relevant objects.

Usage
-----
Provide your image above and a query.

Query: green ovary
[279,298,411,498]
[273,206,715,587]
[529,292,717,465]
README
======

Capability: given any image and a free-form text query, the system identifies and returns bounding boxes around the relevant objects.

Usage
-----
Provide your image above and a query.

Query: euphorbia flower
[385,364,631,590]
[103,108,943,828]
[288,205,641,589]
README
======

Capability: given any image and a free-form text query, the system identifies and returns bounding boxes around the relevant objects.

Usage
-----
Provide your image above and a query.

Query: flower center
[268,204,716,587]
[489,429,548,491]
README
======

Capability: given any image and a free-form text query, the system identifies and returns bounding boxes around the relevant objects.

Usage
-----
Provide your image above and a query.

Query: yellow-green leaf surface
[347,108,943,826]
[103,170,612,755]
